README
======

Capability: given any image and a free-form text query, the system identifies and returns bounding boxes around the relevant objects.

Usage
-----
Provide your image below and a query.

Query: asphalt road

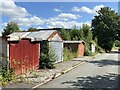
[35,50,120,89]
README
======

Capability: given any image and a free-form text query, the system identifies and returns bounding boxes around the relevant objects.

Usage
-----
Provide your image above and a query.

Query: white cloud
[54,8,62,12]
[1,0,91,30]
[72,5,105,15]
[1,0,29,18]
[36,26,43,29]
[72,6,93,14]
[1,23,7,30]
[45,13,81,23]
[12,16,44,26]
[44,12,83,28]
[1,0,44,27]
[46,20,91,29]
[93,5,105,13]
[58,13,81,20]
[45,16,69,22]
[1,23,7,28]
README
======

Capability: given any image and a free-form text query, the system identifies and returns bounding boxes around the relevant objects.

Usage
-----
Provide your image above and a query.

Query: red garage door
[9,39,39,75]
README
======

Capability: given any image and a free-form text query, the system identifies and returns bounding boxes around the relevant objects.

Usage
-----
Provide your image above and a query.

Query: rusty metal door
[9,39,39,75]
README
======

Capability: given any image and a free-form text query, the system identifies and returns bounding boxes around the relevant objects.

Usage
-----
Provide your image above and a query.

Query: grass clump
[63,48,77,61]
[0,66,16,86]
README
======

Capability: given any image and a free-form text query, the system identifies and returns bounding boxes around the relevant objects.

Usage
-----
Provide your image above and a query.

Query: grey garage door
[49,41,63,63]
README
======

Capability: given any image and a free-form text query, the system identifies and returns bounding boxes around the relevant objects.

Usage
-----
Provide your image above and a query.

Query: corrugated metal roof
[8,32,31,41]
[8,30,58,41]
[9,32,29,37]
[26,30,56,40]
[63,40,85,44]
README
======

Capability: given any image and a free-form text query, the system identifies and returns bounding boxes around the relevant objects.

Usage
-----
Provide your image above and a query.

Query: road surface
[35,50,120,89]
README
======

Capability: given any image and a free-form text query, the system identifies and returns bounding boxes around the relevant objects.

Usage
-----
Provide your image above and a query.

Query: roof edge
[47,31,63,41]
[63,40,85,44]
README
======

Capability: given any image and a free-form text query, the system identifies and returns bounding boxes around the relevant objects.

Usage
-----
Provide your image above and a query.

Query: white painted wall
[49,33,63,63]
[49,41,63,63]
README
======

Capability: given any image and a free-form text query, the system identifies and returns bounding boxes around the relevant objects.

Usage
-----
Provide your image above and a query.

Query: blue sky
[1,0,119,33]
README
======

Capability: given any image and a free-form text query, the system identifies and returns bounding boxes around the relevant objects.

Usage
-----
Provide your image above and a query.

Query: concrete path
[35,50,120,89]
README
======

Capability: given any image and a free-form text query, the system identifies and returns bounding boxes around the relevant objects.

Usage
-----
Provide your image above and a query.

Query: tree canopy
[80,24,93,44]
[59,27,70,40]
[116,16,120,40]
[28,27,39,31]
[2,22,20,36]
[59,24,93,55]
[92,7,119,52]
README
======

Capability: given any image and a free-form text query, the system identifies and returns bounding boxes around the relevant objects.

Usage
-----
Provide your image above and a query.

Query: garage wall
[49,32,63,63]
[49,41,63,63]
[64,42,85,57]
[0,37,8,66]
[78,43,84,57]
[64,43,78,53]
[9,39,39,75]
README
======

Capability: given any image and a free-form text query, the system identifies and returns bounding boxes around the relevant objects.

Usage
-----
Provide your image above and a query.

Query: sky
[0,0,119,34]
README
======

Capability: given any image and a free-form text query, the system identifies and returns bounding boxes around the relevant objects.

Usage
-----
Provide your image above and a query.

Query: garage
[8,32,40,75]
[64,41,85,57]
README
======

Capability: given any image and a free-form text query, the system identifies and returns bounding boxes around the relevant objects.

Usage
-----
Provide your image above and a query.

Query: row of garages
[0,30,86,75]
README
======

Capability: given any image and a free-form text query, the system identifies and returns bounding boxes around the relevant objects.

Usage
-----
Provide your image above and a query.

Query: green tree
[2,22,20,36]
[39,41,57,69]
[59,27,70,40]
[70,26,81,40]
[116,16,120,41]
[92,7,118,52]
[80,24,92,43]
[80,24,93,55]
[28,27,39,31]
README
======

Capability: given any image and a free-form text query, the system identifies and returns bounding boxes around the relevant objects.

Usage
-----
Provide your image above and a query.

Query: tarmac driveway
[36,50,120,89]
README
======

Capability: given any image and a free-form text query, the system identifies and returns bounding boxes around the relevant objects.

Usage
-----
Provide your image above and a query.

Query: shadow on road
[87,59,120,67]
[62,73,120,89]
[84,50,120,67]
[61,51,120,89]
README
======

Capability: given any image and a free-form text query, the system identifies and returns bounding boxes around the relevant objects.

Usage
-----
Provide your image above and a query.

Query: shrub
[39,41,57,69]
[0,66,15,86]
[114,40,120,47]
[84,46,92,56]
[96,45,105,53]
[0,53,15,86]
[48,47,58,69]
[63,48,77,61]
